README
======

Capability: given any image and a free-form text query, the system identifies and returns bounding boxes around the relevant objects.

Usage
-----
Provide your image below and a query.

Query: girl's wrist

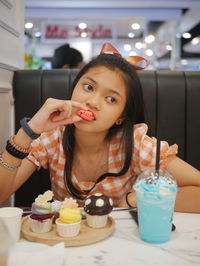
[119,191,137,207]
[14,128,34,150]
[27,118,42,135]
[126,191,137,208]
[1,129,33,168]
[19,117,41,139]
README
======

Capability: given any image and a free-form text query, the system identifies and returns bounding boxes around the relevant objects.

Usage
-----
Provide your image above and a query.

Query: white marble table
[9,211,200,266]
[64,211,200,266]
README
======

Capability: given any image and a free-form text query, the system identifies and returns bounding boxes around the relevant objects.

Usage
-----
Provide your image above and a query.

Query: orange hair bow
[100,42,148,70]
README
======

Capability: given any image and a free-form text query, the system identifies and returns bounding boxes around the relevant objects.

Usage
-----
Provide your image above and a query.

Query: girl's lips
[76,109,96,121]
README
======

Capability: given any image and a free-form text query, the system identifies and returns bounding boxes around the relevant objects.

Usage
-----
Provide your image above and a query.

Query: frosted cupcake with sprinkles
[56,197,82,237]
[84,193,113,228]
[29,190,54,233]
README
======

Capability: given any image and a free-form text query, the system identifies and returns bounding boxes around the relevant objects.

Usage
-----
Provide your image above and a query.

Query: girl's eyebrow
[84,76,97,84]
[83,76,122,98]
[106,88,122,98]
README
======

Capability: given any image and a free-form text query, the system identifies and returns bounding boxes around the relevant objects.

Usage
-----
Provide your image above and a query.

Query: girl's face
[71,66,127,133]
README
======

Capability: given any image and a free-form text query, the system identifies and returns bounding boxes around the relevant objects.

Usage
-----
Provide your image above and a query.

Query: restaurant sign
[41,21,116,43]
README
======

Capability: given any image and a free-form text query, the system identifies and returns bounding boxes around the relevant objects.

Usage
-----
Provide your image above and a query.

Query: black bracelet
[6,139,29,159]
[20,117,40,139]
[125,191,134,208]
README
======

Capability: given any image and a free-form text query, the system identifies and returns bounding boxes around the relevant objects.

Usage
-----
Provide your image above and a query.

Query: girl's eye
[83,84,93,91]
[106,96,116,103]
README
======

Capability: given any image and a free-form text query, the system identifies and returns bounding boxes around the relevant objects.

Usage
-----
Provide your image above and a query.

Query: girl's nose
[86,96,100,110]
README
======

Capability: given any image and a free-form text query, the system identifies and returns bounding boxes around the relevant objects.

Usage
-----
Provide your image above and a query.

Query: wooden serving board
[21,216,115,247]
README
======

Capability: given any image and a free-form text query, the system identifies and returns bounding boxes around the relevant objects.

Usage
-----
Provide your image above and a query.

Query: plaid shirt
[27,123,177,206]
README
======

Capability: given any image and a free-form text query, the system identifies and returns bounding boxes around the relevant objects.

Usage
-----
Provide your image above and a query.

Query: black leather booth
[13,70,200,206]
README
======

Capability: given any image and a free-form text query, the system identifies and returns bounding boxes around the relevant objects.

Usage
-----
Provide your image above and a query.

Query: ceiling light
[145,35,155,44]
[128,32,135,38]
[135,42,143,49]
[79,23,87,29]
[129,51,137,56]
[131,23,140,30]
[81,32,87,38]
[182,32,191,39]
[191,37,200,45]
[124,44,131,51]
[25,22,33,29]
[145,49,153,56]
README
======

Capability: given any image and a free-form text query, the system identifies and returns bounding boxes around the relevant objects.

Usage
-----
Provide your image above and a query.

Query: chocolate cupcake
[84,193,113,228]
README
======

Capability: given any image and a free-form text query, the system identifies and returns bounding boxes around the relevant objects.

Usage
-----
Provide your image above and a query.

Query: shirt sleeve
[133,123,178,175]
[27,127,62,170]
[27,136,49,170]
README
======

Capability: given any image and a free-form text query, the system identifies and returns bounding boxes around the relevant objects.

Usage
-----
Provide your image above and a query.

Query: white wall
[0,0,24,206]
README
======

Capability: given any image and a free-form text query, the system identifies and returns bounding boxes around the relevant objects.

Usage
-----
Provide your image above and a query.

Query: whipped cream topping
[134,175,177,197]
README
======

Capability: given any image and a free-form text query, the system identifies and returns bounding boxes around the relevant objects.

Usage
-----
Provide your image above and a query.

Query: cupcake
[29,190,54,233]
[56,197,82,237]
[51,200,62,222]
[84,193,113,228]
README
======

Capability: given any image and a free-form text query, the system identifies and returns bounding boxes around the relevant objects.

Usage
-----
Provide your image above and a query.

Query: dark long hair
[62,54,145,199]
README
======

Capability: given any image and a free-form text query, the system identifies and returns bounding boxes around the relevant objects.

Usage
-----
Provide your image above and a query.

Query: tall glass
[134,168,177,244]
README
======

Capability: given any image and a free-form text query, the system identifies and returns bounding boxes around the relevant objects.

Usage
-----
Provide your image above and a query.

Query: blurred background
[24,0,200,71]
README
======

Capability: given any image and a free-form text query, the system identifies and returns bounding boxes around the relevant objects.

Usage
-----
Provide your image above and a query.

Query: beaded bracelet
[6,139,29,159]
[9,136,30,153]
[0,153,21,170]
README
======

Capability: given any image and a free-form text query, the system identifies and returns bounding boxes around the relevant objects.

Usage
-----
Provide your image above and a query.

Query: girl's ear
[115,117,124,125]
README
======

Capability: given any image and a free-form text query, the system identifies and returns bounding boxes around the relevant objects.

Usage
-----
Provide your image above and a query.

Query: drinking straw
[155,119,160,177]
[155,138,160,176]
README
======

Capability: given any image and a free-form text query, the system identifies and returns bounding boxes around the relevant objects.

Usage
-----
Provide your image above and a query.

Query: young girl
[0,44,200,211]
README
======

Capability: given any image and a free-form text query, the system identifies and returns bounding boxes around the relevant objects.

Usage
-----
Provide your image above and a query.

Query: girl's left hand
[119,191,137,208]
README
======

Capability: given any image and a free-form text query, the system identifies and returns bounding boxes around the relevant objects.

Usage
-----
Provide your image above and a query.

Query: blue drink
[134,169,177,244]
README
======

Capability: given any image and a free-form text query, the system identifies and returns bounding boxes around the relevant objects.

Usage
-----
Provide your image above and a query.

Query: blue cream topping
[134,175,177,199]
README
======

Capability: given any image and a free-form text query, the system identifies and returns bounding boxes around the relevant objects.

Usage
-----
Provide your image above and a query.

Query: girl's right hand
[27,98,87,134]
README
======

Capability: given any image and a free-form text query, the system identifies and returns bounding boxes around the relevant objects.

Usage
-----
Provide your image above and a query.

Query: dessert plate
[21,215,115,247]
